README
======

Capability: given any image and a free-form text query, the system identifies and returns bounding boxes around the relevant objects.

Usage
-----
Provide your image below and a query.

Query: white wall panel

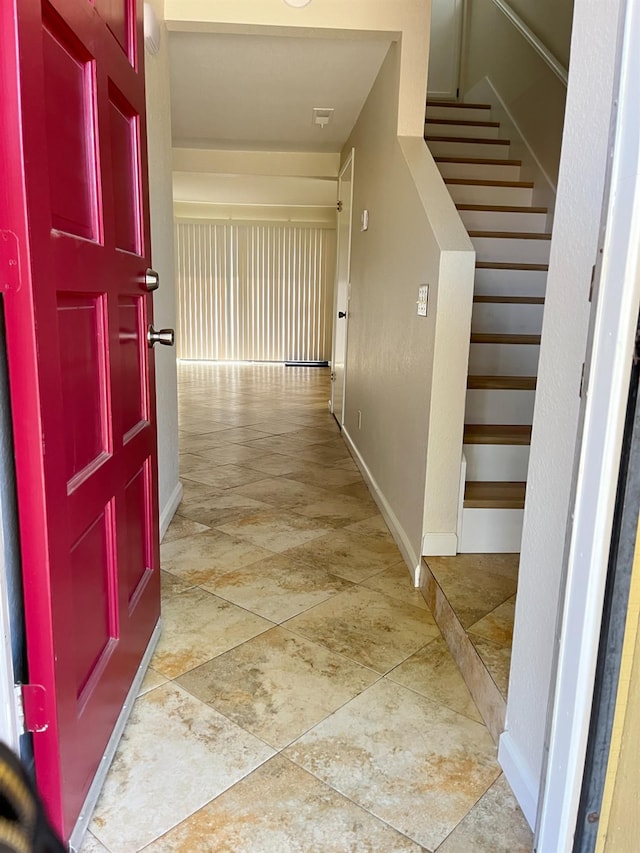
[175,221,335,362]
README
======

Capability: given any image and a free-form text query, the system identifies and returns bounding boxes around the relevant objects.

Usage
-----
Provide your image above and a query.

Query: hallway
[85,362,532,852]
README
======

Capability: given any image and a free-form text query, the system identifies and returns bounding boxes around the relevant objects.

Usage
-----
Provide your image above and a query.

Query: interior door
[0,0,161,841]
[331,151,354,427]
[427,0,464,99]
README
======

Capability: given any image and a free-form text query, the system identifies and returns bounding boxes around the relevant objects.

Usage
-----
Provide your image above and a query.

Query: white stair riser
[474,267,547,297]
[465,388,535,424]
[471,236,551,264]
[428,139,511,159]
[459,507,524,552]
[426,105,493,122]
[464,443,530,481]
[437,161,521,181]
[471,302,544,335]
[459,208,548,233]
[448,184,534,206]
[425,121,500,139]
[469,342,540,376]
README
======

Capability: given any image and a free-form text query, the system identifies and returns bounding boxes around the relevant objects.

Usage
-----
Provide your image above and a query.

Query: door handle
[338,311,347,318]
[147,325,175,348]
[144,269,160,292]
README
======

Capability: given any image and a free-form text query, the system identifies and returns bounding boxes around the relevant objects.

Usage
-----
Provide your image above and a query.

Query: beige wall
[342,45,474,567]
[596,524,640,851]
[507,0,574,68]
[163,0,430,138]
[145,0,181,534]
[462,0,568,187]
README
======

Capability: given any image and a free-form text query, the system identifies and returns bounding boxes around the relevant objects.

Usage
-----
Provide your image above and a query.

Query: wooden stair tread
[470,333,541,345]
[446,178,534,188]
[468,375,537,390]
[468,230,551,240]
[464,481,526,509]
[427,101,492,110]
[476,261,549,271]
[474,295,545,305]
[425,135,511,146]
[464,424,532,445]
[435,156,521,166]
[426,118,500,128]
[457,203,548,214]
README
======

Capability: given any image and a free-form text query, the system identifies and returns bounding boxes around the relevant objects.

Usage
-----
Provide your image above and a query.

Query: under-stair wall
[425,99,552,553]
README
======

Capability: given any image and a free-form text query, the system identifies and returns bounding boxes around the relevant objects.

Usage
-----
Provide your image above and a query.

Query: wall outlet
[417,284,429,317]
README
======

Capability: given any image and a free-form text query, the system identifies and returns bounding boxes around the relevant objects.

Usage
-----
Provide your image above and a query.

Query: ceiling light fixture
[284,0,312,7]
[313,108,334,129]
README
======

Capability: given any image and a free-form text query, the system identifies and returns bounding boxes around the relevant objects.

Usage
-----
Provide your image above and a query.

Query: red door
[0,0,161,840]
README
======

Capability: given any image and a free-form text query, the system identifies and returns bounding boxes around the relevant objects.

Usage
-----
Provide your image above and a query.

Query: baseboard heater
[284,361,329,367]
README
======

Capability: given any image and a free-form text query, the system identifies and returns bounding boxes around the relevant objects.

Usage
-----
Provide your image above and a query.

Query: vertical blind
[175,221,336,362]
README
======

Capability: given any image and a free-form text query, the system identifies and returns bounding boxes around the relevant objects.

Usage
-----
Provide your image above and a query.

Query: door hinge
[336,200,343,213]
[589,264,596,302]
[330,371,336,382]
[579,362,586,398]
[16,684,49,733]
[0,230,21,292]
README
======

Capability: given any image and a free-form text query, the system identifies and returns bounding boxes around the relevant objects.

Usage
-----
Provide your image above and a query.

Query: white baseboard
[422,531,458,556]
[341,428,421,585]
[159,480,183,540]
[465,76,557,220]
[498,730,539,830]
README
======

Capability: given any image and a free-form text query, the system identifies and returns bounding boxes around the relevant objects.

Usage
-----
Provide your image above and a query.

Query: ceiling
[168,31,391,153]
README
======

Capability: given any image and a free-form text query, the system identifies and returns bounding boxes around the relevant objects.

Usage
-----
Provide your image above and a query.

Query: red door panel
[0,0,160,840]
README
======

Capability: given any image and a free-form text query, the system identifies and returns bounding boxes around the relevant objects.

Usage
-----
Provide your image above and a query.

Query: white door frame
[536,0,640,846]
[427,0,465,100]
[331,149,355,425]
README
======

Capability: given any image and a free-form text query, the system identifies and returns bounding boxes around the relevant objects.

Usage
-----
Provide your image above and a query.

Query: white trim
[0,494,19,751]
[159,480,183,540]
[421,531,458,556]
[498,730,538,829]
[456,453,466,549]
[488,0,568,85]
[342,427,421,584]
[536,0,640,846]
[68,620,162,853]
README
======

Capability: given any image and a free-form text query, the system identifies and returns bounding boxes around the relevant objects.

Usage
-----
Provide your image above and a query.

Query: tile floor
[85,362,532,852]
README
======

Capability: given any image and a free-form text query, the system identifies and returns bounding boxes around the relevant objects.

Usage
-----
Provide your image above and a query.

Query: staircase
[425,101,550,553]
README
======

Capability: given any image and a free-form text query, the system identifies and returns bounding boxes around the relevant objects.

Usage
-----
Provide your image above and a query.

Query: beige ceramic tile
[192,444,268,466]
[293,493,379,528]
[242,435,312,456]
[285,679,500,851]
[201,553,353,623]
[182,464,266,490]
[138,667,169,697]
[426,556,518,627]
[177,491,272,528]
[437,774,533,852]
[362,562,428,611]
[178,431,228,453]
[233,452,301,476]
[284,462,362,489]
[161,514,209,544]
[469,635,513,698]
[204,426,271,444]
[387,638,483,723]
[285,529,402,583]
[79,831,110,852]
[335,481,377,504]
[284,586,439,673]
[148,755,423,852]
[90,683,274,852]
[177,627,378,749]
[217,511,331,553]
[178,478,220,505]
[152,588,273,678]
[344,514,396,543]
[160,530,273,585]
[178,453,210,475]
[160,570,194,600]
[230,476,332,509]
[468,596,516,647]
[297,442,352,466]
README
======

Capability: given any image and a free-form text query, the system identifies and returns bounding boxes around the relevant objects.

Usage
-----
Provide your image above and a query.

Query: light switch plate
[417,284,429,316]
